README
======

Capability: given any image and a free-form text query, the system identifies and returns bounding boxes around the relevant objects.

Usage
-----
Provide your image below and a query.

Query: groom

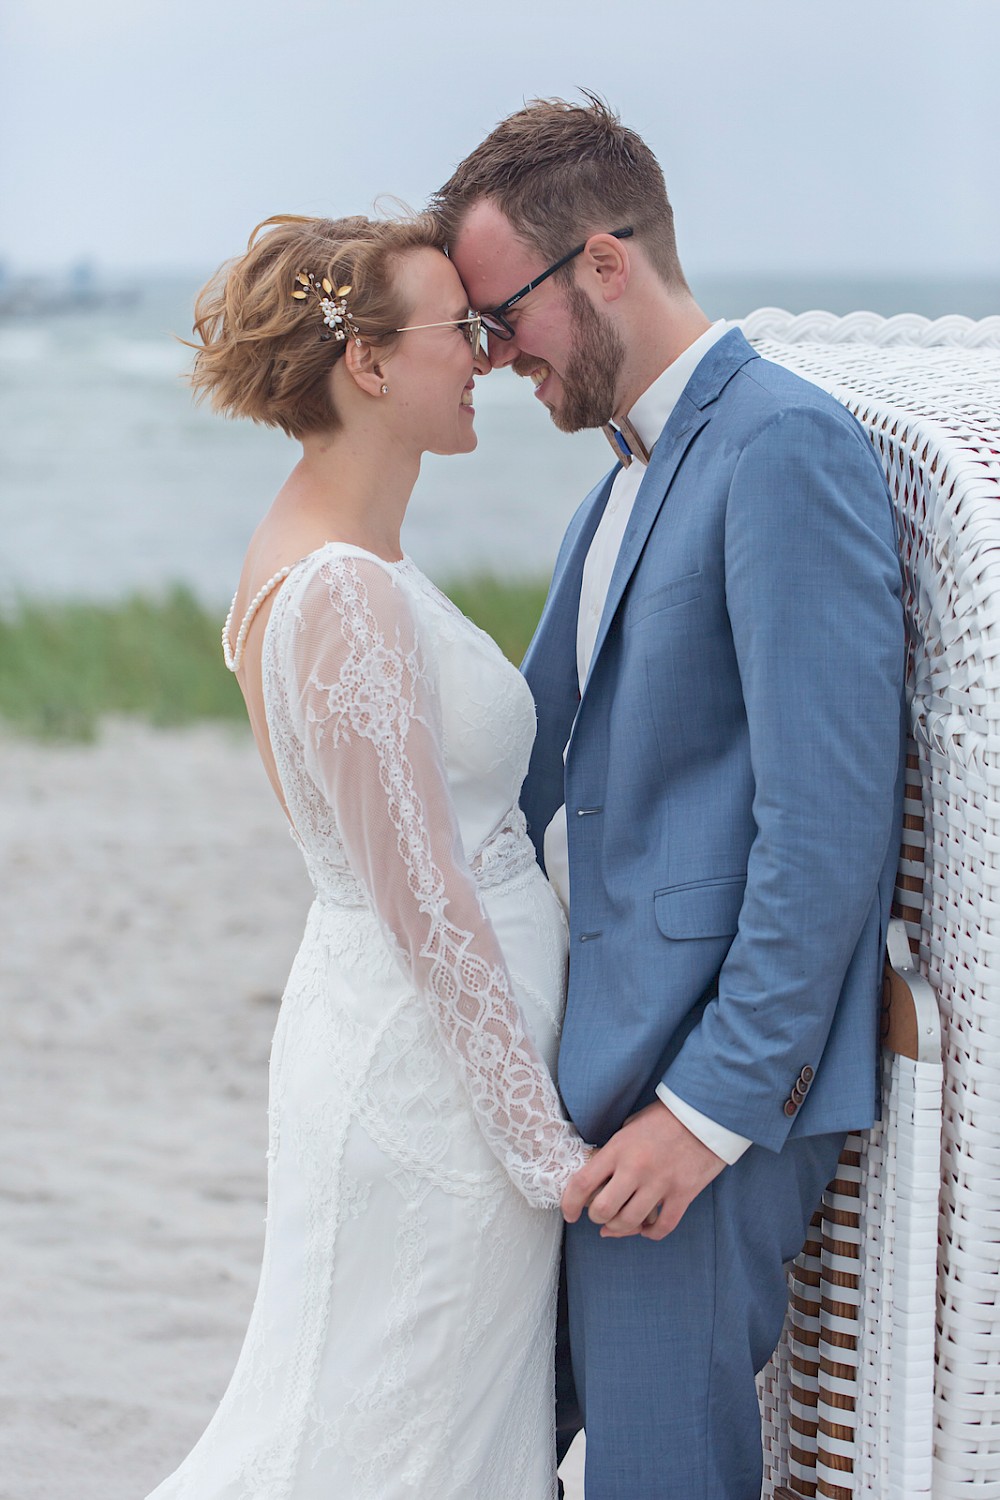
[436,97,905,1499]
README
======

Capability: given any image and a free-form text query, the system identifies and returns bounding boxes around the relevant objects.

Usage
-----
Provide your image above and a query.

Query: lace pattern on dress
[471,807,536,890]
[277,553,584,1210]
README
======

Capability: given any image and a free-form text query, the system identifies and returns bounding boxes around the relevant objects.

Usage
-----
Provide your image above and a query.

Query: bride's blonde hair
[188,212,445,439]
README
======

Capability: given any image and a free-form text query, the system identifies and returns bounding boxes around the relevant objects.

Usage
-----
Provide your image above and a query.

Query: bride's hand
[560,1101,725,1239]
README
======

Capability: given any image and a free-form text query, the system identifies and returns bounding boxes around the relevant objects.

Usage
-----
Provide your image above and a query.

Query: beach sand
[0,720,584,1500]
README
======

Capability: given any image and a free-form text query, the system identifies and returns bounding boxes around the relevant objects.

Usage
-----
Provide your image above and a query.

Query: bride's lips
[460,383,475,416]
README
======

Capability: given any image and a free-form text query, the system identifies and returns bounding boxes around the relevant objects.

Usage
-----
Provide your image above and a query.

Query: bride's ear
[343,339,387,399]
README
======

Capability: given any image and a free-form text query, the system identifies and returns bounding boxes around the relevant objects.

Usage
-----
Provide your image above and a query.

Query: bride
[144,212,589,1500]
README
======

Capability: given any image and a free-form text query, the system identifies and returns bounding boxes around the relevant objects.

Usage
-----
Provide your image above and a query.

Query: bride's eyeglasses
[392,313,484,357]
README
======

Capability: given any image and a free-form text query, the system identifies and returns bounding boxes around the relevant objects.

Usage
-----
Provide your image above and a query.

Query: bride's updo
[188,213,445,439]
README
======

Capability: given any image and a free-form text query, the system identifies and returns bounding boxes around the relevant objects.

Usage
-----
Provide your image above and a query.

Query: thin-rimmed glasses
[393,313,484,357]
[479,227,634,341]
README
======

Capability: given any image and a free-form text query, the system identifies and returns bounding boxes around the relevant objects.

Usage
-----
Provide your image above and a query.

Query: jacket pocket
[653,875,745,939]
[628,570,703,623]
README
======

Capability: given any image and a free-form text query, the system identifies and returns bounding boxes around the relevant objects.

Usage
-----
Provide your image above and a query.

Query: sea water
[1,272,996,606]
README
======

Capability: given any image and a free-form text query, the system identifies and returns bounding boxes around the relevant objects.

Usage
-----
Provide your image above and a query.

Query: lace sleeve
[286,553,587,1209]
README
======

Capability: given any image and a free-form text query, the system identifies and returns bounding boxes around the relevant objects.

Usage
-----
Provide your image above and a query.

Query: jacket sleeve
[660,404,905,1149]
[286,552,588,1205]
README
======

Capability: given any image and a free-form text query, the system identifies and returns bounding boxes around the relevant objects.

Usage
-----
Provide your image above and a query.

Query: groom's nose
[486,329,518,369]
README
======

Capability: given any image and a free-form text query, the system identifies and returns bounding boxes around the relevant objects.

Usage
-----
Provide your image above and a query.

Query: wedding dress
[147,542,585,1500]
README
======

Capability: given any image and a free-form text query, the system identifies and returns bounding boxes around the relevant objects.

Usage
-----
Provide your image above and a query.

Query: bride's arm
[284,552,588,1208]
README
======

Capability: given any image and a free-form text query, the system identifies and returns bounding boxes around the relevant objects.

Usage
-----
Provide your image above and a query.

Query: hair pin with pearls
[292,271,363,345]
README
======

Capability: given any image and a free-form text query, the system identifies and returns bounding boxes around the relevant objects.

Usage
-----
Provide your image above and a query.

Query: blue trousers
[560,1131,845,1500]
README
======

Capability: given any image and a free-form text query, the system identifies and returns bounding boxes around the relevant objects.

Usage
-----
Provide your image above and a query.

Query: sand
[0,720,584,1500]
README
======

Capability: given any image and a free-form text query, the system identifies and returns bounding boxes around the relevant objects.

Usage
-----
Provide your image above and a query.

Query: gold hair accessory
[292,272,363,345]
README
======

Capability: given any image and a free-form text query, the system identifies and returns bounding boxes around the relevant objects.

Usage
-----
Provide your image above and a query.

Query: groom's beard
[514,285,625,433]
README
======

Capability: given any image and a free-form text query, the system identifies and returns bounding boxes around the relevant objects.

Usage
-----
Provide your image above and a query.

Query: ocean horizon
[2,270,997,608]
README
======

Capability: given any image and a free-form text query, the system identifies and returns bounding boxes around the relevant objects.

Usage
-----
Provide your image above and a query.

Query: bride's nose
[473,341,492,375]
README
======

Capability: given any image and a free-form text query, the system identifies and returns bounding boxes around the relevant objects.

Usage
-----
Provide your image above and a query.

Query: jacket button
[800,1065,815,1084]
[783,1100,798,1117]
[791,1086,805,1105]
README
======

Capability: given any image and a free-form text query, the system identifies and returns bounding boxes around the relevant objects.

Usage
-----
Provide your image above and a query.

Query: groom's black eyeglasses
[479,227,634,342]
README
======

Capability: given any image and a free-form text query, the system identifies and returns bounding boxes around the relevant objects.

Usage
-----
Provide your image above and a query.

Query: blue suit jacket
[521,329,905,1151]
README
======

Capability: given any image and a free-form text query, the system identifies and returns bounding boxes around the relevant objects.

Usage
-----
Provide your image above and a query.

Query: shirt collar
[604,319,730,467]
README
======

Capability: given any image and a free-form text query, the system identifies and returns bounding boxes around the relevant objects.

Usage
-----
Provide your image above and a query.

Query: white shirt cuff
[655,1084,752,1165]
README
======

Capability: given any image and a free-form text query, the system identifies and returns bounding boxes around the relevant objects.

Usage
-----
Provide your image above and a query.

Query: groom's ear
[580,233,630,305]
[343,338,386,399]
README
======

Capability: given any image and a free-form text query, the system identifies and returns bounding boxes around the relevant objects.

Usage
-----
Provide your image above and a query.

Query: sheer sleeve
[285,552,588,1208]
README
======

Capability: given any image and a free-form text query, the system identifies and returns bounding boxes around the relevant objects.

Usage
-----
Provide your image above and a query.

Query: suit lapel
[522,467,617,690]
[582,328,759,698]
[520,468,618,852]
[582,400,709,696]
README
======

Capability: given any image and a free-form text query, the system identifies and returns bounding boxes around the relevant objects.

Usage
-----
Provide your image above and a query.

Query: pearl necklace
[222,566,293,673]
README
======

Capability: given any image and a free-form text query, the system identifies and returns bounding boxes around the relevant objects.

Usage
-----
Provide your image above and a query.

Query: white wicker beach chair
[745,308,1000,1499]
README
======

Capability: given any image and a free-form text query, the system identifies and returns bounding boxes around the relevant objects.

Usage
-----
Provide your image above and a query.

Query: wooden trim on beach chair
[771,938,934,1500]
[765,748,940,1500]
[882,920,939,1066]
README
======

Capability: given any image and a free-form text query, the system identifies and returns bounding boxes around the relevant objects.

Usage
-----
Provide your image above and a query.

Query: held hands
[561,1101,726,1241]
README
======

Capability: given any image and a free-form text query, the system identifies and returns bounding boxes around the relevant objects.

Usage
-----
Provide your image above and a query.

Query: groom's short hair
[432,93,689,291]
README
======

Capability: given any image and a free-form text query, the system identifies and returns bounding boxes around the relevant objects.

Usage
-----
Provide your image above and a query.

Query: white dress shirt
[543,320,751,1165]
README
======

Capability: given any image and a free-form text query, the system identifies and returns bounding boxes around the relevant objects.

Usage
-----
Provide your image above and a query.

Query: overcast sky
[2,0,998,279]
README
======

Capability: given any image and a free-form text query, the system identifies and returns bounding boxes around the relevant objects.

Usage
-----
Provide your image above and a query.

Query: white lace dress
[146,543,586,1500]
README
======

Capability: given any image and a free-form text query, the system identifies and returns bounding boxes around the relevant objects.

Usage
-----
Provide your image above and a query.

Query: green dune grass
[443,576,549,667]
[0,578,549,741]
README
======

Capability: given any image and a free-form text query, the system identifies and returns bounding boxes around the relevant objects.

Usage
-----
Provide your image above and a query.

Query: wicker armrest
[882,918,941,1065]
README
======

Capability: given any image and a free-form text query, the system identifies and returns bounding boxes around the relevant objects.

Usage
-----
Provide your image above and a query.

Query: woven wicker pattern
[853,1047,942,1497]
[761,1206,826,1498]
[742,308,1000,350]
[749,309,1000,1498]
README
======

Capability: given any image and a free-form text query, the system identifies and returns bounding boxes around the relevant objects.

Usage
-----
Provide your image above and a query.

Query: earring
[380,383,389,395]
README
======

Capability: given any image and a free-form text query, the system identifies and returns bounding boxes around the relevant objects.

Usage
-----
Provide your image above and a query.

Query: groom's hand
[561,1101,726,1241]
